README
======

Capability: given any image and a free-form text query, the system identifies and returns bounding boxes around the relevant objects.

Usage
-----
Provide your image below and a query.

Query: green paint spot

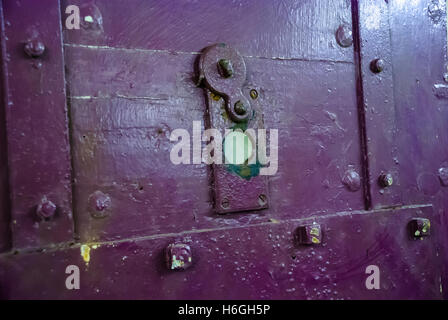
[231,121,248,132]
[223,110,261,179]
[226,161,262,180]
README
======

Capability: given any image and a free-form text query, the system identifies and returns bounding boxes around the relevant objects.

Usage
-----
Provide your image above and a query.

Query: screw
[250,89,258,100]
[165,243,193,270]
[36,197,57,219]
[335,24,353,48]
[370,58,385,73]
[378,173,393,187]
[234,101,247,115]
[217,58,234,78]
[24,39,45,58]
[258,194,267,206]
[89,191,111,218]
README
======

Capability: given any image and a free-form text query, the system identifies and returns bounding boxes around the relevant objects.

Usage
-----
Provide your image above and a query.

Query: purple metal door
[0,0,447,299]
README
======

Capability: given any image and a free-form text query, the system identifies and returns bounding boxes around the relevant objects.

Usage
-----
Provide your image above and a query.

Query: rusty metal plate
[199,43,269,214]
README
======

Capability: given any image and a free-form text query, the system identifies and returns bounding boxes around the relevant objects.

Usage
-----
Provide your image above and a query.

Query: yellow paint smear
[80,244,100,266]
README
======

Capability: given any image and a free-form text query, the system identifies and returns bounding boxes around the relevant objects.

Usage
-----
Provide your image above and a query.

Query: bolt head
[217,58,234,78]
[234,100,247,115]
[370,59,385,73]
[89,191,111,218]
[295,224,322,245]
[165,243,192,271]
[378,173,393,187]
[36,197,57,219]
[409,218,430,238]
[24,39,45,58]
[335,24,353,48]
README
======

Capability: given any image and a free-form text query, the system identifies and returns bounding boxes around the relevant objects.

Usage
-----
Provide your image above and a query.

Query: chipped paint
[170,255,184,269]
[80,245,91,264]
[0,0,446,300]
[211,92,221,101]
[80,244,100,266]
[310,227,320,236]
[422,221,430,234]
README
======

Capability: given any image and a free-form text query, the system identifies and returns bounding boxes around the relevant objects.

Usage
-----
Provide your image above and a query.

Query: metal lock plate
[198,43,269,214]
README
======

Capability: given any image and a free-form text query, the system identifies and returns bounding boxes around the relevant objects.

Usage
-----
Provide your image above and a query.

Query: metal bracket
[199,43,252,123]
[198,43,269,214]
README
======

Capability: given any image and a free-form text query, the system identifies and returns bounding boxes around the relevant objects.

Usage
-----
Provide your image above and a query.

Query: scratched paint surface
[0,0,73,249]
[353,0,448,298]
[62,0,362,243]
[62,0,353,62]
[0,206,442,299]
[0,0,447,300]
[65,46,363,242]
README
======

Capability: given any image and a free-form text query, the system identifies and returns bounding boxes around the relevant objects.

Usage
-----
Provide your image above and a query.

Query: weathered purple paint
[0,0,447,299]
[0,3,11,253]
[0,0,73,249]
[0,206,442,299]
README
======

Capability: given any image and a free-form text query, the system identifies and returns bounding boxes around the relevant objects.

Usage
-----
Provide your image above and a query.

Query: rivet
[217,58,234,78]
[378,173,393,187]
[221,198,230,209]
[36,197,56,219]
[438,167,448,186]
[24,39,45,58]
[165,243,193,271]
[258,194,267,206]
[342,169,361,191]
[89,191,111,218]
[370,58,385,73]
[335,24,353,48]
[250,89,258,100]
[234,100,247,115]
